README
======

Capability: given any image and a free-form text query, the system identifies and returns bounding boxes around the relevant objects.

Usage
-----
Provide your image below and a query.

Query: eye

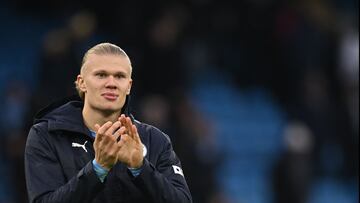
[114,74,125,79]
[96,72,107,78]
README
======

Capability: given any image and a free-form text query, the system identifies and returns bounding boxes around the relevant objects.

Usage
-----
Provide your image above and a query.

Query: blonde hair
[74,42,132,100]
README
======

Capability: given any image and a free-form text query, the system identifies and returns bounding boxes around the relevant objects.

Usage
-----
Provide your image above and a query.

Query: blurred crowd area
[0,0,358,203]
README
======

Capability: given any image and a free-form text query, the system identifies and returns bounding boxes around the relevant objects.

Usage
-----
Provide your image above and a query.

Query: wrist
[95,158,112,171]
[128,158,144,169]
[92,159,109,182]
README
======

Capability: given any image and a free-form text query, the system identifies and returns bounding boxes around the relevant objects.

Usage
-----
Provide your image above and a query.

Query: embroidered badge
[172,165,184,177]
[142,144,147,157]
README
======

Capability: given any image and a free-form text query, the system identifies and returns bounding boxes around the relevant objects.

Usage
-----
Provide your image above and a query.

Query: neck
[82,104,121,132]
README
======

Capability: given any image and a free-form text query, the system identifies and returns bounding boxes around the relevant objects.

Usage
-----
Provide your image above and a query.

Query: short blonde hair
[74,42,132,100]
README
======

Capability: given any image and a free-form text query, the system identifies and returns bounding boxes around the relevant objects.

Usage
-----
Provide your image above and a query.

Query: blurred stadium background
[0,0,358,202]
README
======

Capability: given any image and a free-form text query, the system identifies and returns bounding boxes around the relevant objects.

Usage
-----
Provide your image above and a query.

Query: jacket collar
[34,94,132,136]
[41,99,91,136]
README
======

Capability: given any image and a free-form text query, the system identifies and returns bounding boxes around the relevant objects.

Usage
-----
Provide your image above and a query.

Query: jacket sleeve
[132,129,193,203]
[24,123,103,203]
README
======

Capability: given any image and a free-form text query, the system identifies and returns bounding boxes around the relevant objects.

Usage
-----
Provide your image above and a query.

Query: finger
[113,126,126,142]
[126,117,133,126]
[117,115,124,126]
[105,121,122,136]
[125,117,135,139]
[119,134,130,144]
[95,124,100,131]
[118,114,125,121]
[97,121,113,135]
[119,116,131,136]
[94,123,107,143]
[94,124,101,143]
[96,121,114,146]
[116,134,128,149]
[108,139,121,156]
[117,138,124,148]
[132,124,142,144]
[119,114,127,127]
[102,122,122,147]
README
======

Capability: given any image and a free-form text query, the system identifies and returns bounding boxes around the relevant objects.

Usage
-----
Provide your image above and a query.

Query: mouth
[102,93,118,101]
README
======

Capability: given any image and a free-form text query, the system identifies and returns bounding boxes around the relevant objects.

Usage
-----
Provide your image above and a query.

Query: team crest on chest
[142,144,147,157]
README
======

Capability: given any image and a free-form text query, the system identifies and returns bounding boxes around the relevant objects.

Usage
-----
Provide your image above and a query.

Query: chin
[94,99,125,112]
[102,105,122,112]
[98,107,121,116]
[94,101,120,112]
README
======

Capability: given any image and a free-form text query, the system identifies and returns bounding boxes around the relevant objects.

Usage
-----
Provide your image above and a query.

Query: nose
[105,76,117,89]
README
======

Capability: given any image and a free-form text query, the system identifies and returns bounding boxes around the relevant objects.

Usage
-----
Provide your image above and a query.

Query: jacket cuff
[92,159,109,182]
[77,161,105,187]
[130,159,155,182]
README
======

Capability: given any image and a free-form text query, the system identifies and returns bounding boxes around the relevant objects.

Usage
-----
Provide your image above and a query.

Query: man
[24,42,192,203]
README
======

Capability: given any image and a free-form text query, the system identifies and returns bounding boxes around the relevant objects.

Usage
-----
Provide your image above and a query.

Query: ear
[77,75,87,92]
[126,79,133,95]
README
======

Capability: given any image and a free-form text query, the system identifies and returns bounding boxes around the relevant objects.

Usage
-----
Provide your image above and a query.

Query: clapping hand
[117,114,144,169]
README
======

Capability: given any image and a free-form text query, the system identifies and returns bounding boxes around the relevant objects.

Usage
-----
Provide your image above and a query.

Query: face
[77,53,132,113]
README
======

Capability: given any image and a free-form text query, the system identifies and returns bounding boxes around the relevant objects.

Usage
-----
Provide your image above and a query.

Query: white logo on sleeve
[72,141,88,153]
[172,165,184,177]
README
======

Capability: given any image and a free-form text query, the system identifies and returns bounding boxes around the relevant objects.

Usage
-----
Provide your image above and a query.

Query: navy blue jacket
[24,97,192,203]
